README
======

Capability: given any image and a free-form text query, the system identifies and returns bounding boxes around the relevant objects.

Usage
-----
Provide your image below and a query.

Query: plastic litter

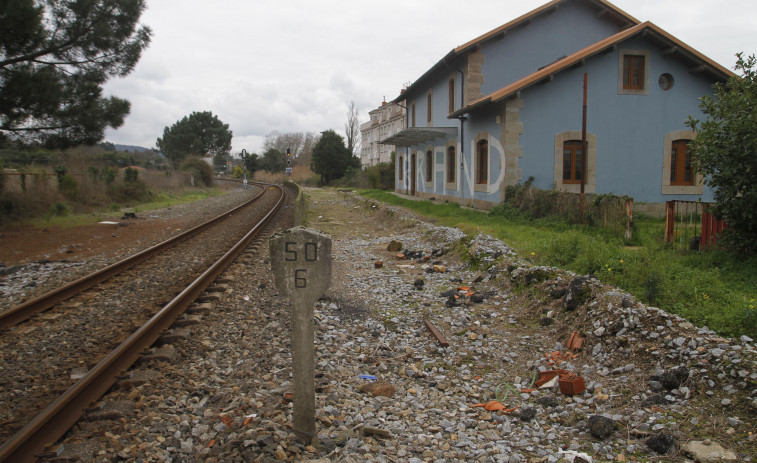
[470,401,518,413]
[557,449,593,462]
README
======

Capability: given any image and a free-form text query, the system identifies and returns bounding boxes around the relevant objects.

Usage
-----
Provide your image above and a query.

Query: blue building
[383,0,733,210]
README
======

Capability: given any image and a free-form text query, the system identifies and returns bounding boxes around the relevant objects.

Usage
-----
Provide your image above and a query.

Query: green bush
[0,197,16,222]
[123,167,139,183]
[107,181,149,203]
[180,156,214,186]
[107,168,149,203]
[364,161,395,190]
[58,174,79,200]
[503,180,632,238]
[100,167,118,185]
[45,202,70,220]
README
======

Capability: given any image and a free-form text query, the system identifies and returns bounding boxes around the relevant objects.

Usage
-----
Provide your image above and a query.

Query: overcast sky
[102,0,757,155]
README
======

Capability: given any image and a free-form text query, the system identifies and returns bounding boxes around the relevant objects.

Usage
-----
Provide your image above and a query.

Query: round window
[658,73,674,91]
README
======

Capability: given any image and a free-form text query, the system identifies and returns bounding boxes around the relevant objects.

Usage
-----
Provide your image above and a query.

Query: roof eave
[449,22,736,118]
[454,0,641,55]
[392,49,460,104]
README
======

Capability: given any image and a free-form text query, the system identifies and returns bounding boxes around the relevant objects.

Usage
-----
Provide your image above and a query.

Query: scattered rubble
[16,189,756,462]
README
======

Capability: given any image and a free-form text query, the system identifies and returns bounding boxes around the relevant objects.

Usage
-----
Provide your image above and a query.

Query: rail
[0,185,286,462]
[0,184,265,330]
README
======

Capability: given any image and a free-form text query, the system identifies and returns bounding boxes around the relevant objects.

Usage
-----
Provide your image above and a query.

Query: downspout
[442,57,466,206]
[580,73,588,220]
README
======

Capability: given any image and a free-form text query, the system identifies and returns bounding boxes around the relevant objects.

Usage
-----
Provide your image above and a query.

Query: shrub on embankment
[0,147,203,223]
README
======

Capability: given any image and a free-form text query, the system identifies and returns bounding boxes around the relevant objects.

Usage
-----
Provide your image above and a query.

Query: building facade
[360,101,406,167]
[382,0,733,209]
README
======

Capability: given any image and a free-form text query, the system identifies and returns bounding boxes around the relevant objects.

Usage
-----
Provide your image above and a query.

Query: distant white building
[360,100,406,167]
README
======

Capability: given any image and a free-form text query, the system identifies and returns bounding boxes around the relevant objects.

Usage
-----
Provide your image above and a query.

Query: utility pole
[241,148,248,190]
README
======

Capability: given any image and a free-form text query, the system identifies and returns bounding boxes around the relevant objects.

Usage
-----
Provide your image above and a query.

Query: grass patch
[132,188,223,212]
[359,189,757,338]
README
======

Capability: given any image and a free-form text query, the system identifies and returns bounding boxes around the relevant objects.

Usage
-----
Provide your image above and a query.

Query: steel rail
[0,185,285,463]
[0,185,266,330]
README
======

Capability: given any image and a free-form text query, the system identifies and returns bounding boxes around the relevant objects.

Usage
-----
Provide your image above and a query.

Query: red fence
[664,201,728,250]
[701,204,728,249]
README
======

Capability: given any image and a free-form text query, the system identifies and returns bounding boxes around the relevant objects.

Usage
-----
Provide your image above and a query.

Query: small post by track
[269,226,331,438]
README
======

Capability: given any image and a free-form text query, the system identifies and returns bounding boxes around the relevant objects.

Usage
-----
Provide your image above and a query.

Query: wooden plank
[424,319,450,347]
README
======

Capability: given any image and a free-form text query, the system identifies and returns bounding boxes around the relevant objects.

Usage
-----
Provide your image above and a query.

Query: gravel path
[12,187,756,462]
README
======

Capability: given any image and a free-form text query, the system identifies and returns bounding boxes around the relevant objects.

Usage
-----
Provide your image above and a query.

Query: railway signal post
[269,226,332,438]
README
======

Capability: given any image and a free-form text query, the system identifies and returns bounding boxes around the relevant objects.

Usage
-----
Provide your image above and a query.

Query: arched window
[476,140,488,185]
[562,140,584,184]
[446,146,456,183]
[425,150,433,182]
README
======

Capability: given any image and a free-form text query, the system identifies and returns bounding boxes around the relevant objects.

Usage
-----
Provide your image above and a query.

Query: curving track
[0,183,288,462]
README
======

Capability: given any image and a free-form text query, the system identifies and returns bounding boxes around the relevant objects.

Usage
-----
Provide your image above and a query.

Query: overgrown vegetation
[180,156,214,187]
[496,178,633,239]
[687,53,757,252]
[0,146,210,224]
[334,158,396,190]
[359,189,757,338]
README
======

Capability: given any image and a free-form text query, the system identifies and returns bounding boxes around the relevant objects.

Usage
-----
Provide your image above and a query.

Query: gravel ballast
[6,187,754,463]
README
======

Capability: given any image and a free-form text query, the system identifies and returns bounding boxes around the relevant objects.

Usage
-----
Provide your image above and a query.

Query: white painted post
[269,227,332,437]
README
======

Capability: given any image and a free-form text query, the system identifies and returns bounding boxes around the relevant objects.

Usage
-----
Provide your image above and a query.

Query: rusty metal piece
[424,319,449,347]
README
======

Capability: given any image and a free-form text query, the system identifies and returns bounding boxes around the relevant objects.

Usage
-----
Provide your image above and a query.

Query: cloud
[103,0,757,154]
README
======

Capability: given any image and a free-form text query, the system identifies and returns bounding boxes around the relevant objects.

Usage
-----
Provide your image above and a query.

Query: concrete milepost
[269,226,332,438]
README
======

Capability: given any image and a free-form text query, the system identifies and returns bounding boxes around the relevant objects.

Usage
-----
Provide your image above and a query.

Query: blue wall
[517,36,716,202]
[395,1,722,206]
[479,1,623,94]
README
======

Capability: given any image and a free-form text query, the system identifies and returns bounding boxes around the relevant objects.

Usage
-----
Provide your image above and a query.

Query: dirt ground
[0,183,244,266]
[0,216,185,265]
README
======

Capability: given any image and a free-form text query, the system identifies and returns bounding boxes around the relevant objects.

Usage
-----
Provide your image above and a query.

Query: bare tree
[298,132,319,168]
[262,131,320,167]
[345,101,361,156]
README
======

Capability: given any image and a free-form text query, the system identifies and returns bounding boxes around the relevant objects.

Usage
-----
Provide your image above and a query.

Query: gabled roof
[454,0,639,55]
[449,21,736,118]
[393,0,640,103]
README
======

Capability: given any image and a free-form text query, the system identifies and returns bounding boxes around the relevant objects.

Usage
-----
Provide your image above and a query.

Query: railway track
[0,184,265,330]
[0,183,289,462]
